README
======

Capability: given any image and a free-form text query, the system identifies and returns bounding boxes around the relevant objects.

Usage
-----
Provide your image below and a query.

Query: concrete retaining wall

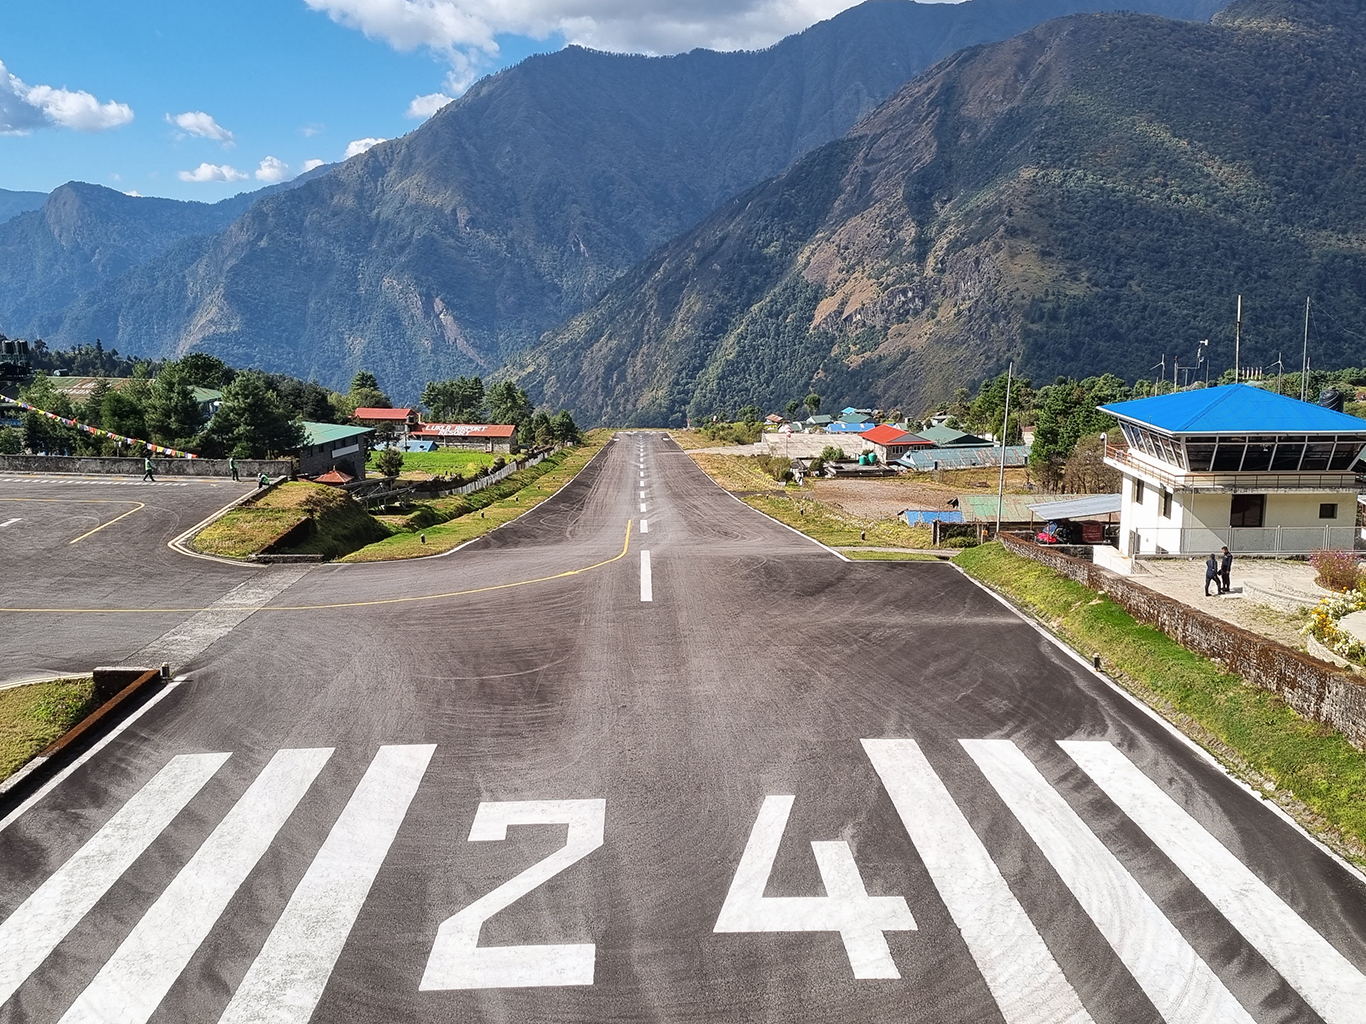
[999,532,1366,749]
[0,455,293,478]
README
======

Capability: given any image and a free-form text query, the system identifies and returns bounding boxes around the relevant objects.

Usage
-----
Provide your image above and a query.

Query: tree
[422,376,485,422]
[804,393,821,415]
[1062,433,1121,493]
[374,446,405,477]
[198,372,306,458]
[177,353,233,389]
[527,409,553,446]
[101,388,148,447]
[550,409,580,443]
[347,369,390,412]
[0,426,20,454]
[785,399,800,418]
[145,366,205,446]
[738,404,763,424]
[487,380,532,427]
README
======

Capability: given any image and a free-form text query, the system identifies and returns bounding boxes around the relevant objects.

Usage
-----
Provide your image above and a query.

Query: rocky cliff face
[512,0,1366,424]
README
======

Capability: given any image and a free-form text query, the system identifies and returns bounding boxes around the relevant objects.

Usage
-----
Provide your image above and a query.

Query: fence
[355,451,550,508]
[1129,525,1359,557]
[998,532,1366,750]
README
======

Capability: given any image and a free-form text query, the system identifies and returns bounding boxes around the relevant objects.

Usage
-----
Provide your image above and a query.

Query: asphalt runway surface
[2,435,1365,1023]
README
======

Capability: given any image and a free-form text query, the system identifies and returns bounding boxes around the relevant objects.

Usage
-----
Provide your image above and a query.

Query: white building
[1099,384,1366,560]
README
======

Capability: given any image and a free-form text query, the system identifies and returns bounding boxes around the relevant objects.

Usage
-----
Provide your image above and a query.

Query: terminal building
[1098,384,1366,564]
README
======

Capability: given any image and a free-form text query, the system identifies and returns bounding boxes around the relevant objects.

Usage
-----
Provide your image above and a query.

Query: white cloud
[344,136,386,159]
[406,91,454,120]
[301,123,325,137]
[1,59,133,134]
[166,110,235,145]
[303,1,865,91]
[124,190,143,197]
[303,158,326,172]
[177,162,248,183]
[255,156,292,182]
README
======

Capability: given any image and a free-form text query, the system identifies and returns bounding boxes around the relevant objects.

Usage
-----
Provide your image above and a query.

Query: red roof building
[409,422,519,453]
[861,424,933,462]
[353,407,418,430]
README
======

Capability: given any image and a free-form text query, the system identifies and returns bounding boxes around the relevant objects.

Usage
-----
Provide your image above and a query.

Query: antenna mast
[1234,294,1242,382]
[1300,297,1310,402]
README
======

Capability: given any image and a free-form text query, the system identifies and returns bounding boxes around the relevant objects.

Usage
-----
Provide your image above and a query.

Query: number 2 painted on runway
[420,799,606,990]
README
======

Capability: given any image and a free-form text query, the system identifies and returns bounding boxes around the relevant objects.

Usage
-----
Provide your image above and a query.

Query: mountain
[0,165,332,343]
[0,189,46,225]
[512,0,1366,425]
[26,0,1224,396]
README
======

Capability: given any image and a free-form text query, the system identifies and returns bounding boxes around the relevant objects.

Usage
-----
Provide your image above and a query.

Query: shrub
[1309,548,1360,591]
[818,445,846,462]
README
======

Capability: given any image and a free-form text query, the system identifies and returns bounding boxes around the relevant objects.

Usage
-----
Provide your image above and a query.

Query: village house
[297,422,373,480]
[861,424,933,462]
[1099,383,1366,565]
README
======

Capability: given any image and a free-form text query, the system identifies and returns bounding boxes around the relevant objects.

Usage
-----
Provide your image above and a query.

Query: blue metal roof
[1100,384,1366,435]
[902,509,964,525]
[825,421,874,432]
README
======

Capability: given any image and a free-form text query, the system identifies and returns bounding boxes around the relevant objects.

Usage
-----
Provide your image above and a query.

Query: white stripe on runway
[863,740,1092,1024]
[60,749,333,1024]
[640,550,653,602]
[0,753,230,1007]
[1061,740,1366,1024]
[640,502,647,513]
[640,489,645,498]
[963,740,1254,1024]
[0,517,20,528]
[640,519,648,534]
[218,744,436,1024]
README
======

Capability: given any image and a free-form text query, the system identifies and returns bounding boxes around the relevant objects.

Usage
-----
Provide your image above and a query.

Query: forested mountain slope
[512,0,1366,424]
[19,0,1222,396]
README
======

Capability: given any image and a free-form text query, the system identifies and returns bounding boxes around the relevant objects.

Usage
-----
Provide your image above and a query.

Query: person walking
[1204,553,1220,596]
[142,456,155,483]
[229,456,239,482]
[1220,546,1233,593]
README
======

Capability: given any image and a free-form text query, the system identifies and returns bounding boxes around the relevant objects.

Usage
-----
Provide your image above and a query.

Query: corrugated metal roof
[1100,383,1366,434]
[1028,493,1123,519]
[902,509,964,525]
[353,407,413,420]
[863,424,917,445]
[918,425,993,446]
[302,421,373,446]
[896,445,1030,470]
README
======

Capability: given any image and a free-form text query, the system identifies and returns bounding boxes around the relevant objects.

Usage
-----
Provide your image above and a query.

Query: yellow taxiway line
[0,497,146,544]
[0,519,634,614]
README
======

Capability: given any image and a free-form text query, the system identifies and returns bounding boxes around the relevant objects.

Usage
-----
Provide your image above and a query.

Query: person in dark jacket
[1220,546,1233,593]
[1205,553,1220,596]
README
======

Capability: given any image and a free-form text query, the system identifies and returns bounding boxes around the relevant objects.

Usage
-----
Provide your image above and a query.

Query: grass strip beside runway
[955,542,1366,864]
[0,678,98,781]
[342,432,611,561]
[742,492,932,550]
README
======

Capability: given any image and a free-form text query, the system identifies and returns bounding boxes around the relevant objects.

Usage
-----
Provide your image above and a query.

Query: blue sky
[0,0,888,202]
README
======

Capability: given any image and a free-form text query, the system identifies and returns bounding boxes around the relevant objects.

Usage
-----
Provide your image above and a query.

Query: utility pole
[1151,355,1166,393]
[1300,297,1311,402]
[1234,294,1242,382]
[995,362,1013,538]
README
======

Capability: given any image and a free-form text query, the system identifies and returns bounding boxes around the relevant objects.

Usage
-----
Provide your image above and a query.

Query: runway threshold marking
[0,520,637,614]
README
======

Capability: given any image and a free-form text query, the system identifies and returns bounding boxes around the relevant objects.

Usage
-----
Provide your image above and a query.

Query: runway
[2,434,1364,1023]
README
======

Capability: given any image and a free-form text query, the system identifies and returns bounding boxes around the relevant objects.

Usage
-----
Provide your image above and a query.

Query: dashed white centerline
[640,550,652,602]
[640,502,647,513]
[640,490,645,498]
[640,519,649,534]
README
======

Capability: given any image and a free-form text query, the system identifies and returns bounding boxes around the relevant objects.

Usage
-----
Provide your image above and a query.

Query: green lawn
[367,449,496,477]
[955,542,1366,863]
[1,677,98,780]
[744,492,932,549]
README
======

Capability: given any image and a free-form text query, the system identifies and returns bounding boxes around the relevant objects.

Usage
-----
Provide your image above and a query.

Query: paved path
[2,437,1365,1023]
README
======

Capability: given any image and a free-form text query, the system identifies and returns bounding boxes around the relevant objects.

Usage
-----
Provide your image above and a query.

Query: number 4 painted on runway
[420,799,606,990]
[714,795,916,978]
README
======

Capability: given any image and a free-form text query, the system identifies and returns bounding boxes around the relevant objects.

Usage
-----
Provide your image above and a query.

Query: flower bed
[1301,588,1366,664]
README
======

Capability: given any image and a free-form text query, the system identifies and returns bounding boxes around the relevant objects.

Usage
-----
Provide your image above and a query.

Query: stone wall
[999,532,1366,749]
[0,455,293,478]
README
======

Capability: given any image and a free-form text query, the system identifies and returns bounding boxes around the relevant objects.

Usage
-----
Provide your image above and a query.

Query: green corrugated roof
[190,386,222,403]
[956,493,1091,522]
[302,421,372,446]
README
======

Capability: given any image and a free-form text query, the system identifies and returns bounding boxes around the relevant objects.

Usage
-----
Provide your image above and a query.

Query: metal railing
[1104,445,1366,492]
[1127,524,1360,557]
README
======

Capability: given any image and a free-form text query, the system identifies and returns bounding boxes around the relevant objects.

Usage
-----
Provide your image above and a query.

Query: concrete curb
[0,668,162,806]
[167,478,287,567]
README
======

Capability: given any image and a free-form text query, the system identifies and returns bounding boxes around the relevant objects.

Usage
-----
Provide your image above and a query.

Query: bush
[818,445,846,462]
[753,454,792,481]
[1309,549,1361,591]
[374,447,405,478]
